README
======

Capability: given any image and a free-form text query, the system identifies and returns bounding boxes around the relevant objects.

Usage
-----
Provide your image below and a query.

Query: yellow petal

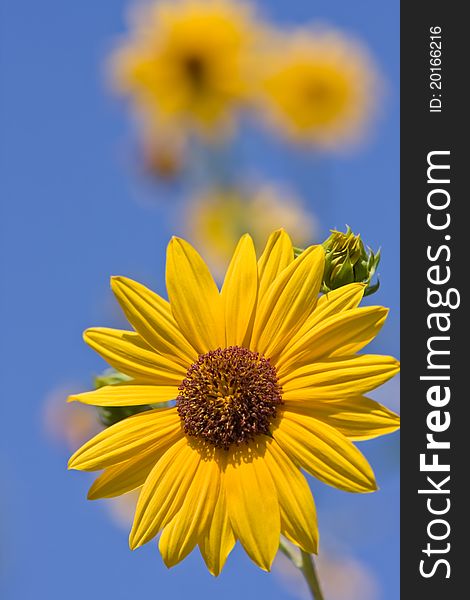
[111,276,197,367]
[221,234,258,347]
[198,485,236,576]
[87,442,171,499]
[274,411,377,493]
[301,283,365,331]
[281,355,400,400]
[84,328,186,384]
[159,453,221,568]
[69,384,177,406]
[257,229,294,299]
[224,440,280,571]
[285,396,400,441]
[277,306,389,375]
[252,245,325,359]
[68,408,182,471]
[277,285,365,374]
[264,440,318,554]
[129,437,201,549]
[166,237,224,354]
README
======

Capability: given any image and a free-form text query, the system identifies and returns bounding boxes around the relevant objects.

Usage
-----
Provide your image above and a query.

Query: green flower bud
[321,226,381,296]
[96,403,153,428]
[94,368,132,389]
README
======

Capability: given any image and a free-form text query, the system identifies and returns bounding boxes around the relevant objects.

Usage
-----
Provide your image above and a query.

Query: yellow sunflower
[258,28,380,148]
[111,0,259,136]
[183,183,317,279]
[68,230,399,575]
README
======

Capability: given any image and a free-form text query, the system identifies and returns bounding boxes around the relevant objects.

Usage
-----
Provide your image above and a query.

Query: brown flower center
[176,346,283,450]
[182,54,207,89]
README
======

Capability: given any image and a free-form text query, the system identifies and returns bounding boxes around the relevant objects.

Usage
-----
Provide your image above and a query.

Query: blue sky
[0,1,399,598]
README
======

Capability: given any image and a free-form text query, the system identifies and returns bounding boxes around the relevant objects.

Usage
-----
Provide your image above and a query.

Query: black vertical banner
[401,2,466,598]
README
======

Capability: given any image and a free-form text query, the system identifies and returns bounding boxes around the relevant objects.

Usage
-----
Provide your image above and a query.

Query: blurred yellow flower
[259,28,380,148]
[112,0,259,137]
[43,385,102,449]
[275,545,380,600]
[68,231,399,574]
[105,490,140,530]
[183,184,317,278]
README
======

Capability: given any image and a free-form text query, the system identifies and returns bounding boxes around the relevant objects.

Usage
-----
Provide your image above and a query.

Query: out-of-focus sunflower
[105,490,140,530]
[111,0,260,138]
[275,545,380,600]
[68,231,399,574]
[183,184,317,278]
[258,28,380,149]
[43,385,103,449]
[139,124,187,181]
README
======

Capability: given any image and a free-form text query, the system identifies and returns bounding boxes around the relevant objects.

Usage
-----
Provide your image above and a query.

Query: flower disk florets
[177,346,283,450]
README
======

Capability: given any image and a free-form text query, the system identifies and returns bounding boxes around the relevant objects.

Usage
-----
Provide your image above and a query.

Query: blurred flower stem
[196,139,236,187]
[279,537,325,600]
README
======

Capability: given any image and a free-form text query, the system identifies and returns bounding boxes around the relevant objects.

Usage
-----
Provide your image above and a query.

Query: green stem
[299,550,325,600]
[278,538,325,600]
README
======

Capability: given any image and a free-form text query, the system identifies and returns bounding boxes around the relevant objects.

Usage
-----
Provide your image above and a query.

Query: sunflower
[68,230,399,575]
[111,0,259,136]
[183,183,317,279]
[258,28,380,148]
